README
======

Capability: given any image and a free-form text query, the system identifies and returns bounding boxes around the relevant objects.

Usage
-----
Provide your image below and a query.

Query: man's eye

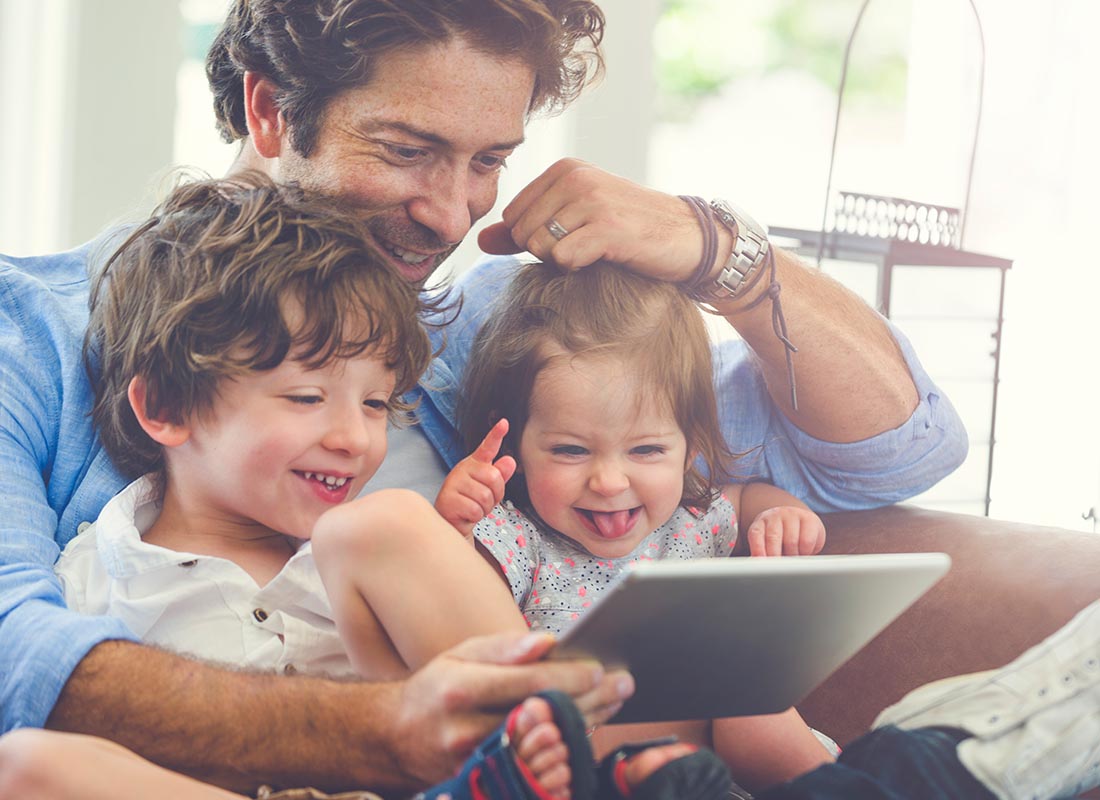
[383,143,428,162]
[474,153,508,173]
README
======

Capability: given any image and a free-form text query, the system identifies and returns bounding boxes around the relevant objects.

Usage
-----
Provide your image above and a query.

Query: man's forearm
[718,248,918,442]
[46,640,412,794]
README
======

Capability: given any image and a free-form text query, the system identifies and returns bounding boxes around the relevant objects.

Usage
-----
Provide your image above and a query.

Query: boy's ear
[243,72,285,159]
[127,376,191,448]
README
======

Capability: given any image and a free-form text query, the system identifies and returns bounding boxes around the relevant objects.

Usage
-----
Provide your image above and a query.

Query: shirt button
[252,608,269,623]
[283,664,298,676]
[77,522,92,534]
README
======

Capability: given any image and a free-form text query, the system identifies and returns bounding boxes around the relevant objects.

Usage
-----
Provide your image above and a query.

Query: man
[0,0,967,793]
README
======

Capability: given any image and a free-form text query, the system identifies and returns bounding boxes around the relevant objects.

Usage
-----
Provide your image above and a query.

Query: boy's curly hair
[87,172,435,480]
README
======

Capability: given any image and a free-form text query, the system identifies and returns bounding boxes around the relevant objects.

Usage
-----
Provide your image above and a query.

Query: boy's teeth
[303,472,349,488]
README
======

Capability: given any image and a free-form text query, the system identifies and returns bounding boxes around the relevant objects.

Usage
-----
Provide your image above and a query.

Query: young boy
[56,173,528,680]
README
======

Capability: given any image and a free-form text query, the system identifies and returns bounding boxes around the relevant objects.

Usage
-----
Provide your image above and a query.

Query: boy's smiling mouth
[575,507,641,539]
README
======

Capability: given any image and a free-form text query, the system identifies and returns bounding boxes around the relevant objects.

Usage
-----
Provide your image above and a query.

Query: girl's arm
[725,482,827,557]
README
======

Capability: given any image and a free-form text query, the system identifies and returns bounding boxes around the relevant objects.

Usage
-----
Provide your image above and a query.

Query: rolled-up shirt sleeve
[1,253,138,732]
[712,324,969,512]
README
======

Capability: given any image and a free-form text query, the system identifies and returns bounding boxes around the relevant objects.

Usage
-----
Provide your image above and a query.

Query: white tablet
[550,553,950,724]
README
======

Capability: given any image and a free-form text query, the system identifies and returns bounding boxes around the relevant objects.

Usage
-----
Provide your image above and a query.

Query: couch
[801,503,1100,753]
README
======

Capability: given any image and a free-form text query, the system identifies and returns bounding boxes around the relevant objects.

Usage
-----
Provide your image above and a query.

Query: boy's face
[168,349,395,541]
[276,37,534,285]
[516,352,690,560]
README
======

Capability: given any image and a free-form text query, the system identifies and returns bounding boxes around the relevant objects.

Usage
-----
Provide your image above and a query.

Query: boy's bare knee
[314,488,438,559]
[0,728,69,794]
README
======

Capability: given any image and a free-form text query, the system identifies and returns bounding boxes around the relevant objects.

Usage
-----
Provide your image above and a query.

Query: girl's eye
[632,445,667,457]
[551,445,588,457]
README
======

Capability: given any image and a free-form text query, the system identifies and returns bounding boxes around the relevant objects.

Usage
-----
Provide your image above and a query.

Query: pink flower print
[564,557,575,568]
[506,550,514,564]
[673,531,685,539]
[516,533,527,548]
[495,518,505,526]
[571,612,580,619]
[695,533,704,545]
[578,586,587,597]
[712,525,720,536]
[582,601,591,608]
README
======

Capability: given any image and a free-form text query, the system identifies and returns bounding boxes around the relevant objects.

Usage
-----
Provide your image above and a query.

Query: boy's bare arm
[48,636,631,794]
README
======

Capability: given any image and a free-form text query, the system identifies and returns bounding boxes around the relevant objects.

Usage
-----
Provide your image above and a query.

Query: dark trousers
[758,726,996,800]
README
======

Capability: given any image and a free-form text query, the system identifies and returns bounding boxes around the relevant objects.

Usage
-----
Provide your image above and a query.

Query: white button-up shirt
[55,476,355,678]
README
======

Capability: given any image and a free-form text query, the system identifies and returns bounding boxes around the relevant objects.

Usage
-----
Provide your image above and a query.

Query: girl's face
[517,351,689,559]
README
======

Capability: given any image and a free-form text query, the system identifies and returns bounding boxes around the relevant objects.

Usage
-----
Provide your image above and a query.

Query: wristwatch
[699,199,770,300]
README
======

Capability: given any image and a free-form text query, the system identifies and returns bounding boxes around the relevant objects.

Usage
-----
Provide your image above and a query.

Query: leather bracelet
[678,195,718,290]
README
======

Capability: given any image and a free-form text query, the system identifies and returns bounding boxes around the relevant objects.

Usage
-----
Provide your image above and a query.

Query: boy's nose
[322,414,373,456]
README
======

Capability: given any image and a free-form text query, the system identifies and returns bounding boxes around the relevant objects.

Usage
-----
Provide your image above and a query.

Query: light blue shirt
[0,242,966,732]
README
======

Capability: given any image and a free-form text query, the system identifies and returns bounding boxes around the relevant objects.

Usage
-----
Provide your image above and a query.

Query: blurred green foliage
[655,0,910,121]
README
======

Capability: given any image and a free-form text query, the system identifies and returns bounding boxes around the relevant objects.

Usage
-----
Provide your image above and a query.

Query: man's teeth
[387,244,431,265]
[302,472,349,488]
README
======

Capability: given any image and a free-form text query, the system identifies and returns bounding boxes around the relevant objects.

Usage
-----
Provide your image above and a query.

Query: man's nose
[408,165,475,246]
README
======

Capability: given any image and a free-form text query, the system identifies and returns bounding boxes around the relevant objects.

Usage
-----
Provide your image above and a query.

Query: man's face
[277,38,535,284]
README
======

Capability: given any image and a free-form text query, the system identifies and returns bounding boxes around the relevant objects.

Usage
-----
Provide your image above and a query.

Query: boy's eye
[551,445,588,457]
[286,395,322,405]
[363,398,390,412]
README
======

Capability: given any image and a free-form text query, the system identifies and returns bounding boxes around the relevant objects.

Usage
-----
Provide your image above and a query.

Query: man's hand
[389,632,634,785]
[435,419,517,539]
[745,506,827,557]
[478,158,727,283]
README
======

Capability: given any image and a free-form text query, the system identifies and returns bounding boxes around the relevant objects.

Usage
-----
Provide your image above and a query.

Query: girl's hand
[435,419,517,540]
[745,506,826,557]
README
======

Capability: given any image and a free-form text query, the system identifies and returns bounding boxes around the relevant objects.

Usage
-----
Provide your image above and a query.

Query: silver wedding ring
[546,219,569,241]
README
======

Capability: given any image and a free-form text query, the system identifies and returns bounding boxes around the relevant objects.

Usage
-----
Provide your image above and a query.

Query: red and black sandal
[596,738,732,800]
[416,691,597,800]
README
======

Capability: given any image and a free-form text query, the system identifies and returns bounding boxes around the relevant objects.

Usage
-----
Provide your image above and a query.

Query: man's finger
[479,222,522,254]
[471,418,509,464]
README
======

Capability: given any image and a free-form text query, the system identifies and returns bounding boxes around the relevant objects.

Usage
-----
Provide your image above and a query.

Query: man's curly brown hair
[86,172,435,480]
[206,0,606,157]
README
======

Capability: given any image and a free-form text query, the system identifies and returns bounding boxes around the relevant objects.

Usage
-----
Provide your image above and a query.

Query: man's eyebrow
[361,119,525,151]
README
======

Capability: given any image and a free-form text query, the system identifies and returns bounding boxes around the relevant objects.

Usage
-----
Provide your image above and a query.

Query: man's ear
[127,376,190,448]
[243,72,285,159]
